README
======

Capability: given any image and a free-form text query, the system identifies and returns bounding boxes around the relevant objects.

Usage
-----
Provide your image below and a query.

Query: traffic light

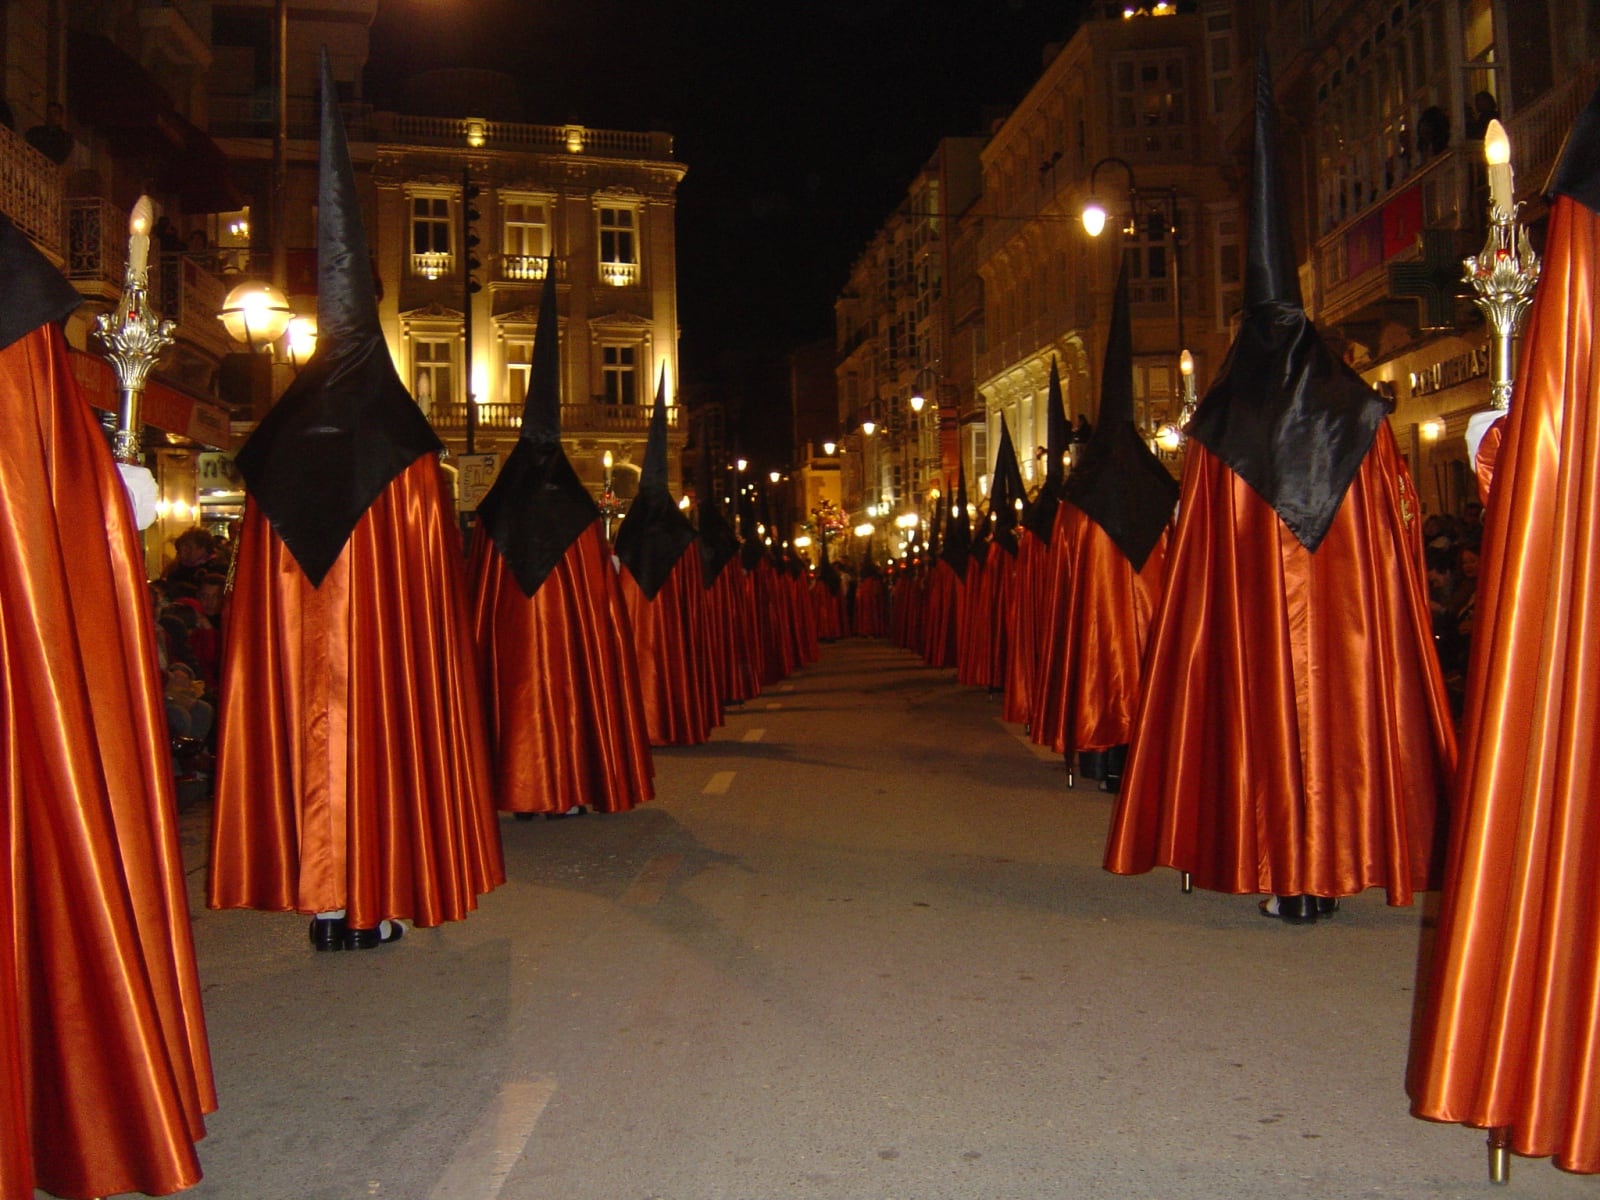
[463,176,482,295]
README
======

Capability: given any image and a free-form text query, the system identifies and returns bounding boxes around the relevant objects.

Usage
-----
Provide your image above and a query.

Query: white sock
[316,909,347,920]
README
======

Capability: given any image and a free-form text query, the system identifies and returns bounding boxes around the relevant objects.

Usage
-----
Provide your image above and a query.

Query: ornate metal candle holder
[1464,203,1539,412]
[94,244,175,465]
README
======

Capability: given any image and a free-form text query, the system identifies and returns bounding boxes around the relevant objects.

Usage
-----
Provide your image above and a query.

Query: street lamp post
[1082,156,1185,432]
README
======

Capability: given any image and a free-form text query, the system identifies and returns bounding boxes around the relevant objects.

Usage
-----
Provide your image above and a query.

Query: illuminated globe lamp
[219,280,294,352]
[1080,199,1109,237]
[909,391,925,414]
[284,315,319,368]
[861,419,877,436]
[822,439,837,456]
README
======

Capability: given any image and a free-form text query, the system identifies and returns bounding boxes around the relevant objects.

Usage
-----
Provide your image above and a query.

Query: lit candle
[1484,120,1514,214]
[128,195,153,278]
[602,449,614,487]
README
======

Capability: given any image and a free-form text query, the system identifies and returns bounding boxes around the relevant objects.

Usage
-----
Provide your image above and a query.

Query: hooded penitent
[854,545,889,638]
[1031,260,1176,763]
[1103,52,1454,909]
[923,464,968,668]
[1007,357,1073,725]
[0,208,216,1200]
[696,449,760,706]
[960,418,1025,690]
[1408,82,1600,1173]
[615,375,719,745]
[468,263,654,815]
[812,528,849,641]
[210,51,503,931]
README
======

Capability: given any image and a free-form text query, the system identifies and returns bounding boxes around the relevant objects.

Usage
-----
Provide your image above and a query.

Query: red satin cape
[1408,199,1600,1171]
[210,458,504,928]
[620,550,718,746]
[711,561,762,703]
[0,324,214,1199]
[811,579,846,641]
[959,549,1016,690]
[1104,430,1455,902]
[1002,528,1051,725]
[752,559,794,685]
[853,576,888,638]
[920,561,961,668]
[1032,504,1166,755]
[469,521,653,814]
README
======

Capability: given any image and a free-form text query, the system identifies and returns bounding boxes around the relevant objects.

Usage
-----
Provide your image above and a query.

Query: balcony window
[1113,54,1189,156]
[413,336,454,412]
[601,344,638,406]
[502,199,549,280]
[410,194,452,279]
[598,206,639,286]
[505,338,533,409]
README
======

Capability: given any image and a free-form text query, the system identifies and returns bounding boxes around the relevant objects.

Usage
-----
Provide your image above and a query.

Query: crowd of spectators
[150,527,231,789]
[1423,503,1484,716]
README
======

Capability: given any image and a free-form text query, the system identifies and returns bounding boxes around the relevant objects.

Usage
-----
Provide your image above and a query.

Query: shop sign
[197,452,243,491]
[1409,344,1490,398]
[454,453,500,512]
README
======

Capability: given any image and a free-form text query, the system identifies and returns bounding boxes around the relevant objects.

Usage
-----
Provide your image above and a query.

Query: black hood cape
[1022,357,1071,541]
[474,261,600,596]
[1062,259,1179,571]
[0,209,81,350]
[1182,51,1390,553]
[235,51,442,586]
[614,372,697,599]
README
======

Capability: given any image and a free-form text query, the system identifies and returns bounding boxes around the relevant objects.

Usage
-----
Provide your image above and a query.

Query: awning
[67,32,242,213]
[68,348,232,450]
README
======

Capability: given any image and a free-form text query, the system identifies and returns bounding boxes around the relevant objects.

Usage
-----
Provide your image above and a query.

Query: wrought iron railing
[500,254,568,283]
[0,125,62,258]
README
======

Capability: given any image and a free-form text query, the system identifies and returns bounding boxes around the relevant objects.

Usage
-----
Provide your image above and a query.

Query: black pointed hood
[1023,358,1069,540]
[614,371,696,598]
[1546,81,1600,212]
[940,460,971,576]
[859,545,881,578]
[1184,50,1389,552]
[0,209,80,351]
[474,262,599,596]
[1063,260,1179,571]
[990,418,1026,557]
[235,50,442,586]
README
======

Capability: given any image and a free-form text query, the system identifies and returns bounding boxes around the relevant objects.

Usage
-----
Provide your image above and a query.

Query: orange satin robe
[1105,429,1455,903]
[470,521,653,814]
[210,457,504,928]
[1032,503,1167,756]
[1408,197,1600,1172]
[620,551,718,747]
[0,324,214,1199]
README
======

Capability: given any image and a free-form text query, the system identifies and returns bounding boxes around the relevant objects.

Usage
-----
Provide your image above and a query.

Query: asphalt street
[168,638,1586,1200]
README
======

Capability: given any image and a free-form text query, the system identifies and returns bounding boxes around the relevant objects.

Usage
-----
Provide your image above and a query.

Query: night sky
[367,0,1091,457]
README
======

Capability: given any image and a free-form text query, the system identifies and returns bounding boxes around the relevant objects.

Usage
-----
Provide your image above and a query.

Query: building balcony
[411,250,453,280]
[370,114,677,162]
[154,251,233,361]
[426,399,682,437]
[1,126,63,261]
[598,260,640,288]
[500,254,568,283]
[66,197,128,302]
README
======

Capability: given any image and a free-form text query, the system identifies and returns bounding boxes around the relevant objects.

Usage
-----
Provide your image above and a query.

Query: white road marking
[703,770,736,794]
[742,727,766,742]
[427,1077,557,1200]
[765,701,783,710]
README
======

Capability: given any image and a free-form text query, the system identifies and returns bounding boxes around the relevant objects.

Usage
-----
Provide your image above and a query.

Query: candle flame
[1484,120,1510,166]
[1179,349,1194,376]
[130,195,153,237]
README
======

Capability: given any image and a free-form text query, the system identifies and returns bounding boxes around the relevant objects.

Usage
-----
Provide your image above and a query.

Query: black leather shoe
[309,916,348,951]
[344,921,404,950]
[1316,897,1341,917]
[513,812,536,822]
[1259,895,1319,924]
